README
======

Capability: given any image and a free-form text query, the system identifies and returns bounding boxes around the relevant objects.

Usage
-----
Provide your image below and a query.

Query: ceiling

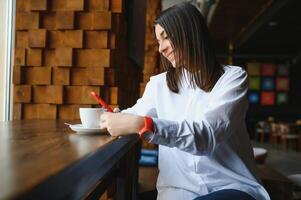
[208,0,301,58]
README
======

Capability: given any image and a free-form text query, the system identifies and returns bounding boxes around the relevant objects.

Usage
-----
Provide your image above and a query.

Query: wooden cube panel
[111,0,123,13]
[50,0,66,11]
[76,49,110,67]
[87,67,105,85]
[71,67,104,85]
[13,66,24,84]
[86,0,109,11]
[48,31,62,48]
[63,30,83,48]
[77,12,111,30]
[14,48,26,66]
[71,68,87,85]
[52,67,70,85]
[27,49,42,66]
[65,0,84,11]
[14,85,31,103]
[33,85,63,104]
[13,103,23,120]
[44,49,56,66]
[16,12,39,30]
[93,12,112,30]
[85,31,108,48]
[17,0,30,12]
[58,104,91,120]
[42,13,56,30]
[16,31,28,48]
[109,32,116,49]
[13,0,141,120]
[24,67,51,85]
[108,87,118,104]
[77,13,92,29]
[55,48,73,66]
[56,11,74,29]
[28,29,47,48]
[65,86,101,104]
[30,0,47,11]
[49,31,82,48]
[23,104,57,119]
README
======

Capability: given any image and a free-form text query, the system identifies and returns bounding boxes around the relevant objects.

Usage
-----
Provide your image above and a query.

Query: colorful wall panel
[261,92,275,105]
[276,77,289,91]
[249,77,260,90]
[247,62,260,76]
[248,92,260,104]
[261,63,276,76]
[262,77,274,90]
[277,93,288,104]
[247,62,290,106]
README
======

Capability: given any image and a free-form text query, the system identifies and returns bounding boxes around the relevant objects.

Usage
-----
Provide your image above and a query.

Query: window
[0,0,14,121]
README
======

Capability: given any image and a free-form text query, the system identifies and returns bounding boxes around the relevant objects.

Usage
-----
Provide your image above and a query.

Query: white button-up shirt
[123,66,270,200]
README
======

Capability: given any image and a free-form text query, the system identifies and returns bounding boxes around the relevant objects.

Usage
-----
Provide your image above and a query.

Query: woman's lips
[165,52,174,60]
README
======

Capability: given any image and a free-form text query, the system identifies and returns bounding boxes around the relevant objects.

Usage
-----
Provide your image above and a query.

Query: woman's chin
[170,60,176,67]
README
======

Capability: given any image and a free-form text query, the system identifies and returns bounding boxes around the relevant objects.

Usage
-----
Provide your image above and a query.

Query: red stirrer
[90,91,113,112]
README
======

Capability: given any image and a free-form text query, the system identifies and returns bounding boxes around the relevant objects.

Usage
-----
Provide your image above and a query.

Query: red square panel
[261,92,275,106]
[261,63,276,76]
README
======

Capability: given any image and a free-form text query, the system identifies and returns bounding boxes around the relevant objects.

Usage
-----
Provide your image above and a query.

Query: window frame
[0,0,15,121]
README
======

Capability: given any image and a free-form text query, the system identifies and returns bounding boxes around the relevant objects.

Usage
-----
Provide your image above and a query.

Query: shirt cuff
[148,118,179,145]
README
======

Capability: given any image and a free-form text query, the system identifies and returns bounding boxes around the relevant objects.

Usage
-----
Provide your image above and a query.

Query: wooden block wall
[140,0,161,97]
[13,0,142,120]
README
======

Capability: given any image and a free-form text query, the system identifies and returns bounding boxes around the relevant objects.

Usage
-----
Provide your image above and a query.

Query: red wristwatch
[138,116,154,139]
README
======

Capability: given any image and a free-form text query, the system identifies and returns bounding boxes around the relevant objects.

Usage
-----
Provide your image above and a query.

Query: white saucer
[69,124,107,134]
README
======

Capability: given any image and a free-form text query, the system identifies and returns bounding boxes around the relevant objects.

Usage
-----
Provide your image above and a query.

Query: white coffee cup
[79,108,105,128]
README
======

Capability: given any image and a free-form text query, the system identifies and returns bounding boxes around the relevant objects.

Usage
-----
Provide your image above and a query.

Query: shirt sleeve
[149,69,248,155]
[121,78,157,117]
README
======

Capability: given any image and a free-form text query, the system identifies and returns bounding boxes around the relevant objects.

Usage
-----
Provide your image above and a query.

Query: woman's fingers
[100,112,111,127]
[113,107,120,113]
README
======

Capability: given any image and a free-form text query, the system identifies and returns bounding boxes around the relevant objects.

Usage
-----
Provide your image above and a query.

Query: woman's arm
[100,77,158,135]
[149,69,248,155]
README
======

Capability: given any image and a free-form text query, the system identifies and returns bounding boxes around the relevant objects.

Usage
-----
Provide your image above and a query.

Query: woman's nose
[158,42,167,53]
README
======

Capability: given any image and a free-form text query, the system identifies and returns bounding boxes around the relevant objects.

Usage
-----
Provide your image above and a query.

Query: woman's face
[155,24,176,67]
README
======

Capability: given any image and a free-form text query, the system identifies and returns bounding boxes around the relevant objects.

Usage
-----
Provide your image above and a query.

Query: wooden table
[0,120,140,200]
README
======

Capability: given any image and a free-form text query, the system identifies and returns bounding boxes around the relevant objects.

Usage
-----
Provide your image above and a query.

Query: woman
[100,2,270,200]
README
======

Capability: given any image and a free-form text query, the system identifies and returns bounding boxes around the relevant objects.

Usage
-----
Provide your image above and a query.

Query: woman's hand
[100,112,144,137]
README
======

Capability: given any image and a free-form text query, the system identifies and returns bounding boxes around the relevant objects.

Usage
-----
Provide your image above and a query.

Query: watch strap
[138,116,154,139]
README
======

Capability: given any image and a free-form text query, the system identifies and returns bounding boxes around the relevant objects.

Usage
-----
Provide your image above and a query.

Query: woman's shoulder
[212,65,247,91]
[149,72,167,83]
[223,65,246,75]
[222,65,247,80]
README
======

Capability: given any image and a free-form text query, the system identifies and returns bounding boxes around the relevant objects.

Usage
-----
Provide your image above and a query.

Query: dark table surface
[0,120,139,200]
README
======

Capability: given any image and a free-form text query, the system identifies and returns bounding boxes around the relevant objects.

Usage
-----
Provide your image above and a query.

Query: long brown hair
[154,2,223,93]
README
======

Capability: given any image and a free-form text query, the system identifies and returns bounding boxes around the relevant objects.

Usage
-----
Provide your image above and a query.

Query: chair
[279,123,299,151]
[270,122,282,147]
[255,120,271,143]
[253,147,268,164]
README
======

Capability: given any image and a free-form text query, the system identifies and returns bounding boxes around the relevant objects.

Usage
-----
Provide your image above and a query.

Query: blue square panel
[262,77,274,90]
[248,92,260,104]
